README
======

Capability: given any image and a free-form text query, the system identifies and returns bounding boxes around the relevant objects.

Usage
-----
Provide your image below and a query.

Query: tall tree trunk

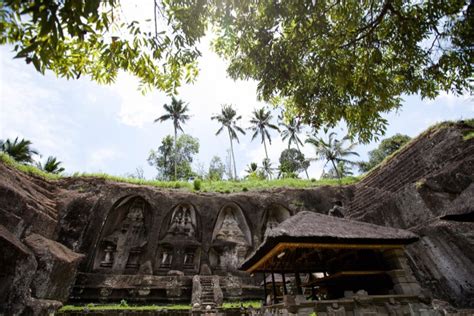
[174,126,177,181]
[263,137,271,180]
[263,136,269,161]
[228,129,237,180]
[296,142,309,179]
[330,159,342,185]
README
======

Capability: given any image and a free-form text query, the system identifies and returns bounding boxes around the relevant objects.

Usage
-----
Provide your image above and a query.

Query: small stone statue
[328,201,345,218]
[100,245,115,267]
[168,205,196,237]
[264,215,280,237]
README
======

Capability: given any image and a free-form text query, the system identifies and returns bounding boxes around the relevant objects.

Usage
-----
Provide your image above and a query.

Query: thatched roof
[267,211,417,241]
[241,211,418,272]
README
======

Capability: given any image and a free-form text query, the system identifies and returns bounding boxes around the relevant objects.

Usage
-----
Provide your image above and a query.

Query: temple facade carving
[261,204,291,238]
[156,203,201,275]
[211,204,252,271]
[93,196,150,274]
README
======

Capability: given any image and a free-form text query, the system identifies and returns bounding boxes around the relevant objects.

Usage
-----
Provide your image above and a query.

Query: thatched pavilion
[241,211,427,315]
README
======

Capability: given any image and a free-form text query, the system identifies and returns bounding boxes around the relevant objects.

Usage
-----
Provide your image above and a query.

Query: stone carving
[214,207,251,270]
[166,278,182,297]
[262,204,291,238]
[99,199,148,272]
[327,303,346,316]
[160,247,173,269]
[264,214,279,237]
[225,275,243,297]
[99,287,112,297]
[328,201,345,218]
[167,204,196,237]
[156,204,201,273]
[216,211,247,244]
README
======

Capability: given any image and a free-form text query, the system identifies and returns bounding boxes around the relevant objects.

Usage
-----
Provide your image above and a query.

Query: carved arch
[212,202,252,246]
[261,203,292,237]
[92,195,152,274]
[159,202,201,241]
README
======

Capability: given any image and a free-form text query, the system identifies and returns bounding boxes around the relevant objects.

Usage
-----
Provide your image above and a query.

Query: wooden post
[263,271,267,306]
[281,271,288,295]
[295,270,303,295]
[271,268,278,304]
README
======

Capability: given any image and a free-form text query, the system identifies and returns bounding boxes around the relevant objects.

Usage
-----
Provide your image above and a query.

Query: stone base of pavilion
[240,212,474,315]
[262,293,442,316]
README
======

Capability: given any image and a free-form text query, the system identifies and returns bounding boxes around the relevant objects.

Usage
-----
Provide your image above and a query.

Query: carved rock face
[94,197,149,274]
[167,205,196,238]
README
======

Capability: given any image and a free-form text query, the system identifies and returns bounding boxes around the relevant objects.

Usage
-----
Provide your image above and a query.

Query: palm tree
[260,158,274,180]
[0,137,38,163]
[245,162,258,175]
[306,132,359,181]
[37,156,65,174]
[248,107,280,161]
[154,96,190,180]
[211,104,246,180]
[279,116,309,179]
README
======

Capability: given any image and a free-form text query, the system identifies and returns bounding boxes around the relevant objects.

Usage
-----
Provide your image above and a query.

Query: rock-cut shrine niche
[210,203,252,272]
[155,203,201,275]
[93,195,152,274]
[261,204,291,238]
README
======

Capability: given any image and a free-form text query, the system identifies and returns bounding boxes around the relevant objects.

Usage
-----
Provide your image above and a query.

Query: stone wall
[0,158,350,314]
[346,121,474,307]
[0,121,472,314]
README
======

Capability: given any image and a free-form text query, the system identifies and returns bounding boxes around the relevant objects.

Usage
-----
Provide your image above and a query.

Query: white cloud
[85,148,122,172]
[0,52,76,162]
[109,73,161,128]
[427,91,473,109]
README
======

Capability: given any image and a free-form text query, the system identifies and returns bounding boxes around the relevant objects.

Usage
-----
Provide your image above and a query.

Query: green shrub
[242,187,248,192]
[120,299,128,307]
[193,178,202,191]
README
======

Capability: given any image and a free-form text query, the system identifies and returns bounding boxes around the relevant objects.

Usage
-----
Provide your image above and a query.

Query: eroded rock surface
[346,121,474,307]
[0,121,472,313]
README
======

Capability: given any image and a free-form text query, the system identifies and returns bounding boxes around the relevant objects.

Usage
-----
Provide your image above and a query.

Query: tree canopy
[358,133,411,172]
[0,0,200,93]
[306,132,359,180]
[148,134,199,180]
[209,0,473,141]
[37,156,65,174]
[0,137,38,163]
[208,155,225,180]
[278,148,309,178]
[2,1,472,141]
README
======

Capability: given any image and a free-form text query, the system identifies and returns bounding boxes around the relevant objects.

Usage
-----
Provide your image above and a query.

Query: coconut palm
[306,132,359,181]
[245,162,258,175]
[279,116,309,179]
[0,137,38,163]
[211,104,246,180]
[37,156,65,174]
[260,158,274,180]
[248,107,280,161]
[154,97,190,180]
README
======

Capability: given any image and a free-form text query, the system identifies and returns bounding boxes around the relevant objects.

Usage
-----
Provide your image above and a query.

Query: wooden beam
[246,242,404,273]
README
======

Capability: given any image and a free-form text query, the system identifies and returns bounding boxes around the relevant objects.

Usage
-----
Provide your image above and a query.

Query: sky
[0,4,473,180]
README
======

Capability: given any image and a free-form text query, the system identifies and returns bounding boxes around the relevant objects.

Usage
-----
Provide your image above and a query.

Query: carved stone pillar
[383,249,422,295]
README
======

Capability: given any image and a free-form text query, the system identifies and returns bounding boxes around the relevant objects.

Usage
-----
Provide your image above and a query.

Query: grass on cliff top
[59,303,191,312]
[59,301,261,312]
[0,152,358,193]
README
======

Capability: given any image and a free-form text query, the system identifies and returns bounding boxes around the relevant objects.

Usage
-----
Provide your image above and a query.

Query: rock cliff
[0,121,472,315]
